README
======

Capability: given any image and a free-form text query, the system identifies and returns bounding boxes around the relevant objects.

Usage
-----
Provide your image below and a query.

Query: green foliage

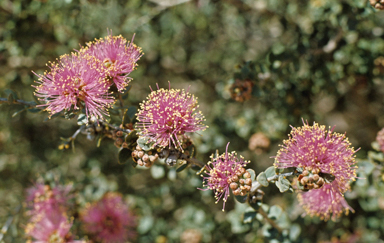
[1,0,384,242]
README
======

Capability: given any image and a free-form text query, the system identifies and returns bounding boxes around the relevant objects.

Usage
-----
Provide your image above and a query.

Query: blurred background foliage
[2,0,384,242]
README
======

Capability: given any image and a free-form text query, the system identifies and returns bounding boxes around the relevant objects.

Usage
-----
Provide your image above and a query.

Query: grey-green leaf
[265,166,276,178]
[257,172,269,187]
[276,175,290,193]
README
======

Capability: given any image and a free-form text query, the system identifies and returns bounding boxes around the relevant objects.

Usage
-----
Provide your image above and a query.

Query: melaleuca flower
[297,181,354,221]
[79,33,143,92]
[26,182,72,214]
[274,120,358,220]
[376,127,384,152]
[33,53,114,120]
[200,143,251,211]
[136,84,207,149]
[25,208,83,243]
[80,192,137,243]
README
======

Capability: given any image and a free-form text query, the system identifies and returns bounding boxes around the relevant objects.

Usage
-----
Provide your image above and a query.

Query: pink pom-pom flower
[81,192,137,243]
[79,33,143,92]
[136,83,207,149]
[274,120,358,220]
[200,143,251,211]
[33,53,115,120]
[25,208,83,243]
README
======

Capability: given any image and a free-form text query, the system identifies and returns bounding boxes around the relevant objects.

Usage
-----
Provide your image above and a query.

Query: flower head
[274,120,358,220]
[26,182,72,214]
[376,127,384,153]
[274,120,357,193]
[25,208,83,243]
[200,143,251,211]
[80,33,143,92]
[81,192,137,243]
[136,83,207,149]
[297,181,354,221]
[33,53,115,120]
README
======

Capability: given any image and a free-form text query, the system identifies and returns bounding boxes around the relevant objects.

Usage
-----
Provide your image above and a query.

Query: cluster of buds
[229,79,254,102]
[297,167,325,190]
[132,145,159,167]
[228,168,252,196]
[370,0,384,10]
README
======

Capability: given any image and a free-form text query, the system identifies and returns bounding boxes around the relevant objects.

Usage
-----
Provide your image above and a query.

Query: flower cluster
[200,143,251,211]
[80,192,137,243]
[25,182,83,242]
[274,120,358,221]
[33,33,142,121]
[136,83,207,149]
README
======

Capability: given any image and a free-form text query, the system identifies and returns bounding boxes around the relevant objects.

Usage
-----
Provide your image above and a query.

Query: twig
[258,206,283,233]
[98,120,132,134]
[0,98,39,108]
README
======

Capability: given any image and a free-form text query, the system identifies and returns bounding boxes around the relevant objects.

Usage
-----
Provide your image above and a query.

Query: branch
[250,171,296,194]
[258,206,283,233]
[98,120,132,134]
[0,97,39,108]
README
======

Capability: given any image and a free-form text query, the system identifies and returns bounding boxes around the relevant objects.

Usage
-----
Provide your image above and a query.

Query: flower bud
[230,182,238,190]
[137,151,144,158]
[142,154,149,162]
[245,178,252,186]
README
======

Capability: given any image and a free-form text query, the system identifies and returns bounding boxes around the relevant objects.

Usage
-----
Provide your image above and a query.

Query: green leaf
[125,130,138,145]
[289,224,301,241]
[368,151,384,162]
[4,89,18,102]
[371,141,381,151]
[12,108,26,117]
[77,114,87,125]
[118,148,132,164]
[296,180,305,190]
[234,195,248,204]
[257,172,269,187]
[249,201,262,211]
[176,162,188,172]
[358,160,375,175]
[268,205,283,220]
[320,173,335,184]
[265,166,276,178]
[28,108,41,113]
[137,137,154,151]
[7,93,14,104]
[276,175,290,193]
[243,210,257,224]
[246,168,256,181]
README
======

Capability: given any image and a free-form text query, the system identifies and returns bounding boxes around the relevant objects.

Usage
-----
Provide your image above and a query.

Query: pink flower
[297,182,354,221]
[79,33,143,92]
[26,183,72,214]
[376,127,384,152]
[200,143,251,211]
[136,83,207,149]
[25,208,83,243]
[274,120,358,220]
[81,192,136,243]
[33,53,114,120]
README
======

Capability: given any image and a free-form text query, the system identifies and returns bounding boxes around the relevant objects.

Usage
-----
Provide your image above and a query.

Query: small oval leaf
[265,166,276,178]
[246,168,256,181]
[276,175,290,193]
[257,172,269,187]
[118,148,132,164]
